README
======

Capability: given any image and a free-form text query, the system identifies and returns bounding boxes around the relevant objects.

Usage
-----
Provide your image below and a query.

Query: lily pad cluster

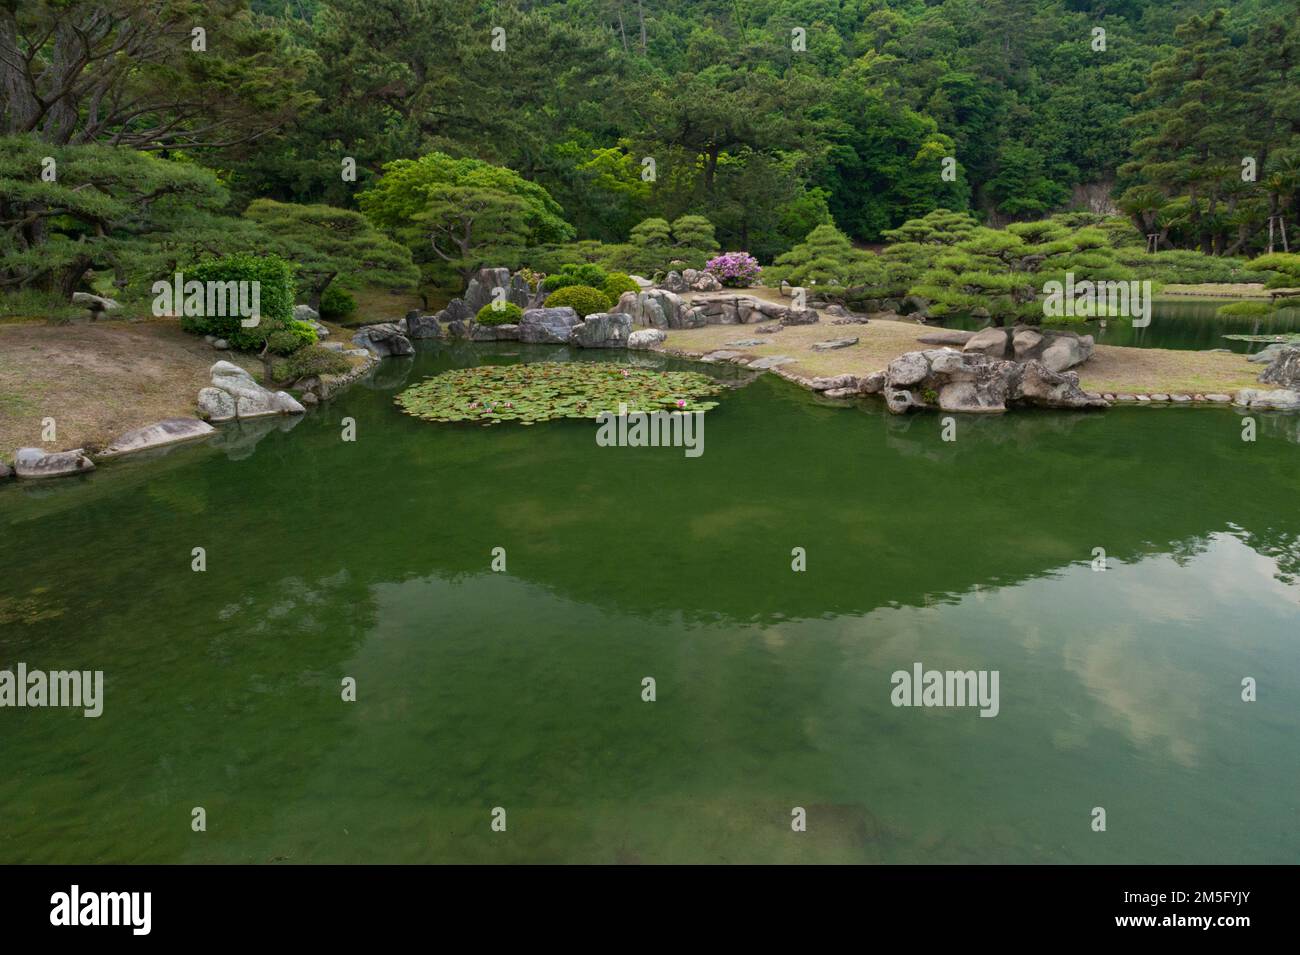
[395,361,726,424]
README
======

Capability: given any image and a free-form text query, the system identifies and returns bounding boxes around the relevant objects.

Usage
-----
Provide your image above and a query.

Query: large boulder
[660,270,689,293]
[962,324,1093,371]
[100,418,215,458]
[13,447,95,478]
[463,267,512,314]
[470,322,520,341]
[917,329,975,346]
[198,360,306,422]
[614,289,688,329]
[963,326,1011,358]
[782,307,820,326]
[405,311,443,339]
[1039,334,1094,373]
[682,268,723,292]
[570,312,632,348]
[628,328,666,350]
[1247,343,1286,364]
[880,348,1106,414]
[293,304,320,324]
[519,306,581,344]
[352,322,414,357]
[1259,344,1300,388]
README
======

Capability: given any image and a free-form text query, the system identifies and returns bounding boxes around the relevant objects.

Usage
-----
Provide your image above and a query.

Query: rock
[702,350,742,363]
[756,324,782,334]
[810,336,858,351]
[1171,393,1193,403]
[1235,388,1300,411]
[310,321,330,339]
[301,391,319,406]
[293,304,320,323]
[99,418,215,458]
[660,270,688,293]
[212,338,229,350]
[352,322,414,357]
[809,375,860,392]
[630,274,653,289]
[1247,343,1286,363]
[628,328,666,350]
[887,351,932,387]
[917,329,975,346]
[470,322,520,341]
[780,281,792,298]
[405,312,443,338]
[13,447,95,479]
[1204,393,1231,403]
[748,355,796,369]
[320,341,345,352]
[570,312,632,348]
[1014,362,1109,410]
[72,292,121,318]
[519,306,581,344]
[1259,345,1300,388]
[861,371,886,394]
[199,360,305,422]
[0,459,10,480]
[725,339,765,347]
[1149,393,1170,402]
[900,294,930,316]
[822,387,859,399]
[1039,334,1094,373]
[442,298,473,325]
[1011,328,1043,360]
[463,267,512,314]
[616,289,689,329]
[963,326,1011,358]
[782,308,819,326]
[825,304,848,318]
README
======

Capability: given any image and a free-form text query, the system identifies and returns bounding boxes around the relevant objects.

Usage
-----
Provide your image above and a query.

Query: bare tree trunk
[616,4,628,53]
[636,0,646,52]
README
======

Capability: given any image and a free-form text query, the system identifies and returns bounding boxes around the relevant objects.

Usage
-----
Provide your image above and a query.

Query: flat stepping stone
[810,336,859,351]
[917,329,975,345]
[99,418,216,458]
[748,355,797,369]
[701,350,743,362]
[724,339,765,347]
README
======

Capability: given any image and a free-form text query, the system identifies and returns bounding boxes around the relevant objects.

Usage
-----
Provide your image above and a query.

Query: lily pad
[395,362,726,424]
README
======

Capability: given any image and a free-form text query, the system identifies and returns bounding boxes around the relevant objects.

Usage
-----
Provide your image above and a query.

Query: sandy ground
[0,318,264,454]
[660,312,1271,397]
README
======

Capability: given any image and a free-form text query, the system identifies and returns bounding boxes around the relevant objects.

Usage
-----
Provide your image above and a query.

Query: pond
[939,297,1300,353]
[1,342,1297,863]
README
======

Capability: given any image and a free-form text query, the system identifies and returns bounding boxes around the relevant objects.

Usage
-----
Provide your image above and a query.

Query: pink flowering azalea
[705,251,762,288]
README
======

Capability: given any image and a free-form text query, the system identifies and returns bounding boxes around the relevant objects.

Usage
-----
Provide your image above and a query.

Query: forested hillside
[4,0,1299,303]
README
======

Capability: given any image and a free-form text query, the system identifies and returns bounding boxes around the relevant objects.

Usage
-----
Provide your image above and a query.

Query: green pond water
[941,298,1300,352]
[1,341,1298,863]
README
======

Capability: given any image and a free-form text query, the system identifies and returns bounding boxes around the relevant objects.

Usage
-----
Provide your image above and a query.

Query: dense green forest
[3,0,1300,308]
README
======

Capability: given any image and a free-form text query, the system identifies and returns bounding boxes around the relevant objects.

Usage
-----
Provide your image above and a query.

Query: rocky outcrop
[13,447,95,478]
[570,312,632,348]
[627,328,666,349]
[880,348,1108,414]
[293,304,320,323]
[1259,345,1300,388]
[660,270,689,293]
[519,307,580,344]
[681,268,723,292]
[198,360,306,422]
[100,418,215,458]
[352,322,414,357]
[463,267,512,314]
[405,311,443,338]
[959,324,1094,372]
[613,289,691,328]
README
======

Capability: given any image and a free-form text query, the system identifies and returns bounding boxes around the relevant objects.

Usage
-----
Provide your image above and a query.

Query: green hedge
[177,253,299,351]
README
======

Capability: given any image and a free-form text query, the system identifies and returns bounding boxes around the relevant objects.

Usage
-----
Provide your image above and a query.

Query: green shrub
[278,343,353,381]
[266,319,317,355]
[602,271,640,302]
[177,252,295,351]
[543,263,609,292]
[319,284,357,321]
[476,301,524,326]
[544,284,612,317]
[1216,301,1276,318]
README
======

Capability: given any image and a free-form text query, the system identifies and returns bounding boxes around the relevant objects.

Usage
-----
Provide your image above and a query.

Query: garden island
[0,1,1296,866]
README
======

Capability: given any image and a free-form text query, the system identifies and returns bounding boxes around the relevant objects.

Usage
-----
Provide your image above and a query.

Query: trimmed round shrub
[602,271,640,302]
[542,263,609,292]
[476,301,523,326]
[280,343,352,381]
[543,285,613,317]
[177,252,295,351]
[319,284,357,321]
